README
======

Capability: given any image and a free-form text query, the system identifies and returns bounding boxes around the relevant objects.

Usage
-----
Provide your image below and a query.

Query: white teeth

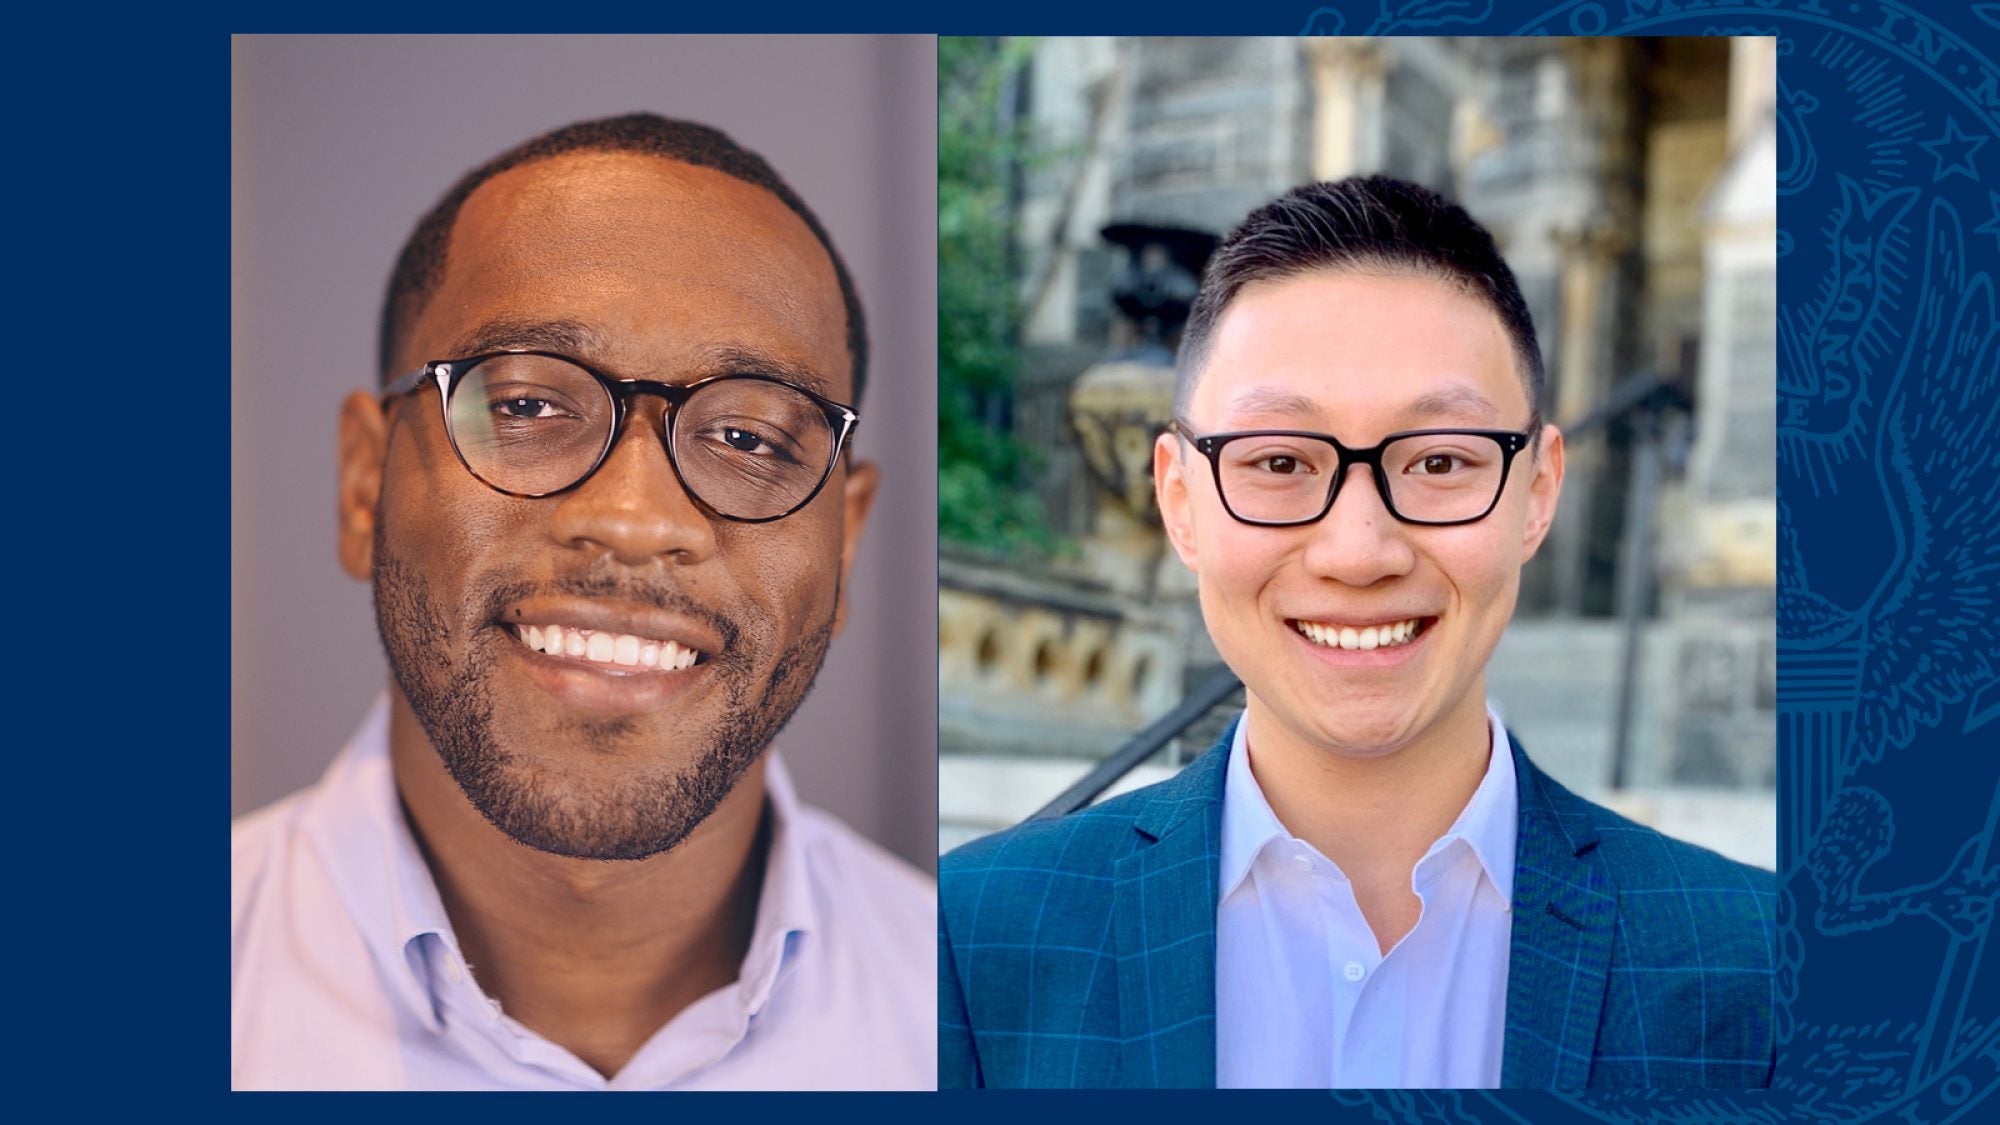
[515,626,702,670]
[1294,618,1424,651]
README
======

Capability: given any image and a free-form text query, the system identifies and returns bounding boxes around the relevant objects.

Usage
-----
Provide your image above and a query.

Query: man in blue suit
[939,176,1776,1089]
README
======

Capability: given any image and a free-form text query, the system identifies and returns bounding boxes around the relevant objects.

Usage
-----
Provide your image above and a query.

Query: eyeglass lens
[1213,432,1511,524]
[443,354,838,518]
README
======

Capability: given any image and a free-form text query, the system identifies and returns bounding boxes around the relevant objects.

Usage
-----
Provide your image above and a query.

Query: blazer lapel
[1501,735,1618,1088]
[1111,734,1229,1088]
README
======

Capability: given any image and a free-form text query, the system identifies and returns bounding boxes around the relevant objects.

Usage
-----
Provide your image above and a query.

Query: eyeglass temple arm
[382,366,430,398]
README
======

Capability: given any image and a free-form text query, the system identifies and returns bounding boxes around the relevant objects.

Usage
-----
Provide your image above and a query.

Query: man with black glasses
[233,114,932,1090]
[939,177,1775,1090]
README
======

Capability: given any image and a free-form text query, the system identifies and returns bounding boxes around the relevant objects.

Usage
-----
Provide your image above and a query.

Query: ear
[338,390,389,581]
[1519,423,1565,562]
[830,458,880,637]
[1154,432,1200,571]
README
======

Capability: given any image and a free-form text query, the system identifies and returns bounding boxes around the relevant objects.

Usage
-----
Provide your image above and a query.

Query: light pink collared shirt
[1216,704,1517,1088]
[232,694,936,1090]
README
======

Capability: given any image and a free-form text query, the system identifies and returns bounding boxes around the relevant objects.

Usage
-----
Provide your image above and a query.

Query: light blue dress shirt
[1215,704,1517,1088]
[232,695,935,1090]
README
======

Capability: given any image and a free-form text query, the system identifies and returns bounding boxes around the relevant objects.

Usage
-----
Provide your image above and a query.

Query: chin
[464,741,756,862]
[1310,717,1425,759]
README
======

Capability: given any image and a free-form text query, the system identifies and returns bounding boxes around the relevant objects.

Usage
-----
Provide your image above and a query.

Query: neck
[1242,689,1494,898]
[386,690,770,1079]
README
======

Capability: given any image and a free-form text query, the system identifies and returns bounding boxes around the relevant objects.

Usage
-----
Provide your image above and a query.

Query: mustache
[481,568,743,652]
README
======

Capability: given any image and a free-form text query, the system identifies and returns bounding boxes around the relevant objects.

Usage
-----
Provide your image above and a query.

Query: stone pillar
[1659,107,1777,790]
[1305,38,1386,181]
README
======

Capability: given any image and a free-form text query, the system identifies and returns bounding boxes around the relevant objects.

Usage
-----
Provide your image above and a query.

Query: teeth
[516,625,702,670]
[1294,618,1424,651]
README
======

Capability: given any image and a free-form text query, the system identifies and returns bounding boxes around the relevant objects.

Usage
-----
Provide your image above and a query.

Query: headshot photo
[938,36,1778,1088]
[231,35,937,1090]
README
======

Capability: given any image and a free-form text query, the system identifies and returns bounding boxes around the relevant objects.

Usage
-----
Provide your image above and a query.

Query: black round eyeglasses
[383,351,859,524]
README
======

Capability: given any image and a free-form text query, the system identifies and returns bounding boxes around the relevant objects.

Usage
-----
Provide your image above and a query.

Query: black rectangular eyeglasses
[1171,416,1537,527]
[383,350,859,524]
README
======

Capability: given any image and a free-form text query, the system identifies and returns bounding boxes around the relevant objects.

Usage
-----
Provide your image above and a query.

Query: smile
[1290,617,1428,652]
[513,623,703,671]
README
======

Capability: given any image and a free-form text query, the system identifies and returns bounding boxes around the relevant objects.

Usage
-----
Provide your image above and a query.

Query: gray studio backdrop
[232,35,939,873]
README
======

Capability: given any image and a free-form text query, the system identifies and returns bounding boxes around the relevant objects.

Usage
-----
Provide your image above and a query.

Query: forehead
[1191,270,1526,430]
[411,150,849,396]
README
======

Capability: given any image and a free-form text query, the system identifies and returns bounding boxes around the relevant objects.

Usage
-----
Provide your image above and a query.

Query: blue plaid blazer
[938,722,1777,1089]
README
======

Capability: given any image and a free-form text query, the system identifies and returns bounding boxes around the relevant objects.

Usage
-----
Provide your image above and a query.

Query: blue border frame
[35,0,1985,1115]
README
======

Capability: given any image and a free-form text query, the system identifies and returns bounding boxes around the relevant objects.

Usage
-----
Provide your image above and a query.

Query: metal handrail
[1027,665,1242,820]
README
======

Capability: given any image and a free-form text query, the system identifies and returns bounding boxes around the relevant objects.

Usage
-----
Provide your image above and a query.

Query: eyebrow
[693,345,836,400]
[1220,387,1327,419]
[445,317,610,361]
[1219,382,1505,424]
[442,320,837,399]
[1404,384,1503,422]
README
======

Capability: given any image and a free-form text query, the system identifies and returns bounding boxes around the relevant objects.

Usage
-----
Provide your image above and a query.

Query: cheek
[717,514,846,627]
[377,436,519,599]
[1434,532,1523,631]
[1193,530,1284,613]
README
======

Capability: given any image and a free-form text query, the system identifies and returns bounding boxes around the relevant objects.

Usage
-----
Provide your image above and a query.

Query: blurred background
[233,35,939,873]
[939,36,1778,869]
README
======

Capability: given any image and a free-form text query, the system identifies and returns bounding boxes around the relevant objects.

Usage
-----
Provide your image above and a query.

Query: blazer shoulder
[1583,794,1774,898]
[1523,752,1774,890]
[1528,763,1776,965]
[941,777,1160,889]
[948,752,1232,920]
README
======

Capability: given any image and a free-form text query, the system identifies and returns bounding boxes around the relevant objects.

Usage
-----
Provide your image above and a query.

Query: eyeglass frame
[382,349,861,524]
[1169,416,1539,528]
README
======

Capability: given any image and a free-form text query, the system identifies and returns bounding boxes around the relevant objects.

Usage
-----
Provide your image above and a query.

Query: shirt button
[446,959,464,983]
[1291,850,1314,872]
[1343,961,1366,982]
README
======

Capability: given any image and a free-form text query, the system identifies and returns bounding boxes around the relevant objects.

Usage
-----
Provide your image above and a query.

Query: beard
[371,537,834,861]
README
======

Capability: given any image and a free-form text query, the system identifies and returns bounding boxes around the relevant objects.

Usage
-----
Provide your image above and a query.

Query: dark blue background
[36,1,1993,1118]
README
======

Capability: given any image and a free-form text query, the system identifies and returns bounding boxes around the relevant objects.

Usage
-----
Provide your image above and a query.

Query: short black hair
[379,112,869,404]
[1176,175,1542,420]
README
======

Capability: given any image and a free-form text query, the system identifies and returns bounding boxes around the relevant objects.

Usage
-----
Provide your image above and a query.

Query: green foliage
[938,37,1061,558]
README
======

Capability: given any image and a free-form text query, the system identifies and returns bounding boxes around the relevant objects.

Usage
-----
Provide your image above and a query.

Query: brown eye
[1418,454,1460,475]
[495,397,564,419]
[1264,456,1300,475]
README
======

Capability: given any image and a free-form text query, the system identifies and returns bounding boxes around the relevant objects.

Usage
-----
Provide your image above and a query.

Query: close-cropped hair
[378,112,870,405]
[1175,175,1544,420]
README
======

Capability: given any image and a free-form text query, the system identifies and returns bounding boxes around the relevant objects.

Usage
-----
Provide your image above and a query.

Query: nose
[546,406,717,565]
[1296,463,1418,586]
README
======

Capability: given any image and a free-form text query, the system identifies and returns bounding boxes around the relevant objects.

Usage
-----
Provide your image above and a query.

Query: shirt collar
[1218,703,1518,907]
[301,692,820,1033]
[1219,716,1288,901]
